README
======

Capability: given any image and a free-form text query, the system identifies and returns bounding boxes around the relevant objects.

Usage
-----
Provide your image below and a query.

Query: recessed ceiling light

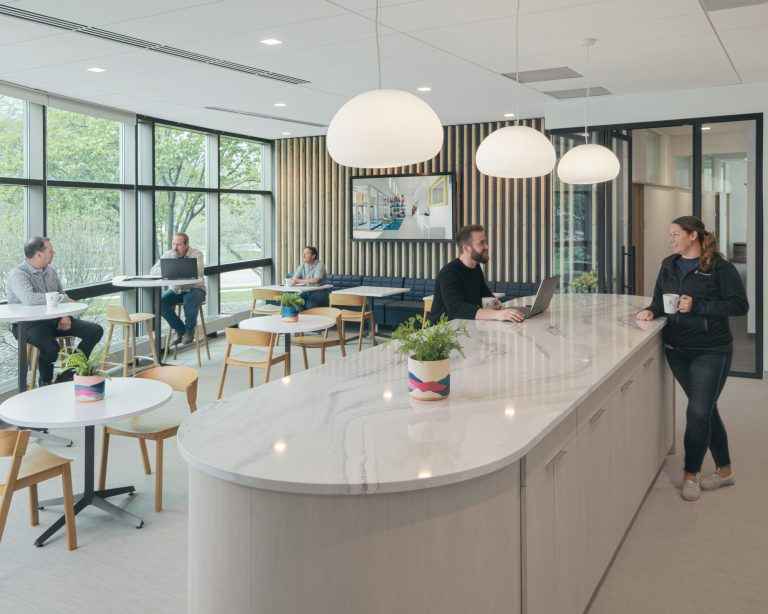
[701,126,712,131]
[417,86,432,92]
[281,131,291,136]
[260,38,283,46]
[87,67,107,73]
[503,112,515,118]
[273,102,287,107]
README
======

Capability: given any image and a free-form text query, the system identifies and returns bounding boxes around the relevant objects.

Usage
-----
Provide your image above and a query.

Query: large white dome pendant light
[557,38,620,184]
[326,1,443,168]
[476,0,556,179]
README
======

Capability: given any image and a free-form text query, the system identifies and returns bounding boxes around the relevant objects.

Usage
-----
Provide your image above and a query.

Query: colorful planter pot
[281,306,299,322]
[74,374,106,403]
[407,357,450,401]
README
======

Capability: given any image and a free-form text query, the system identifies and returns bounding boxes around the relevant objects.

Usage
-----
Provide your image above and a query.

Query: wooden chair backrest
[0,430,30,491]
[423,297,433,321]
[251,289,280,301]
[302,307,344,333]
[225,327,275,349]
[136,366,199,412]
[329,294,366,309]
[106,304,132,323]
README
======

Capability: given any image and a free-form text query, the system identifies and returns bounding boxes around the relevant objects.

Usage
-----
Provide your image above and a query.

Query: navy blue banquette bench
[326,275,540,327]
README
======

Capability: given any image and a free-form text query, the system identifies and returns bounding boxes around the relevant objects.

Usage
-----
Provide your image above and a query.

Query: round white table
[0,302,88,393]
[0,377,173,547]
[239,314,334,374]
[112,276,204,359]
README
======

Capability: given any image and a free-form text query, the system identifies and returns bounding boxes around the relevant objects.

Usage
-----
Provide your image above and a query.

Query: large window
[220,268,264,315]
[220,136,264,190]
[47,107,120,183]
[220,193,265,263]
[0,95,24,178]
[155,125,206,188]
[155,191,207,260]
[0,185,24,301]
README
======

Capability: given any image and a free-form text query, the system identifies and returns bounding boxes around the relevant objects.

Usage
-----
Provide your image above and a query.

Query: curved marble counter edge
[177,294,666,495]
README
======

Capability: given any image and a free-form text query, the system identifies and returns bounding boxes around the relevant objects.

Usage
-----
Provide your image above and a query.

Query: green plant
[59,348,110,378]
[570,270,599,292]
[391,315,469,362]
[277,293,305,308]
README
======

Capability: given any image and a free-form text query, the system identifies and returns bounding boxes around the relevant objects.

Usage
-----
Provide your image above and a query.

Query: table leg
[284,333,291,375]
[34,425,144,547]
[153,286,163,363]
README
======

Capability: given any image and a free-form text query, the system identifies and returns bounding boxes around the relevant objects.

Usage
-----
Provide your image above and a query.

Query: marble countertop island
[178,294,663,495]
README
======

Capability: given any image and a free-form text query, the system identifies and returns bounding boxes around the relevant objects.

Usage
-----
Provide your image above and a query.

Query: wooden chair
[102,304,160,377]
[162,303,211,368]
[216,328,287,399]
[291,307,346,369]
[329,294,376,352]
[27,337,76,389]
[98,366,198,512]
[250,288,281,316]
[0,430,76,550]
[423,297,433,323]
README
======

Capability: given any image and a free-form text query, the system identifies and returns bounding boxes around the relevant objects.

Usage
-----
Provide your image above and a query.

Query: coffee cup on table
[662,293,680,315]
[45,291,59,311]
[284,278,291,287]
[481,297,496,309]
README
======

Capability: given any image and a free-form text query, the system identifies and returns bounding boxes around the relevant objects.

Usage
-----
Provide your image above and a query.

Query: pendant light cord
[375,0,382,89]
[584,42,591,144]
[514,0,520,125]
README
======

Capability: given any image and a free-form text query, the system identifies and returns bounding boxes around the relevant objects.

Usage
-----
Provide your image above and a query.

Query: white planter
[407,356,450,401]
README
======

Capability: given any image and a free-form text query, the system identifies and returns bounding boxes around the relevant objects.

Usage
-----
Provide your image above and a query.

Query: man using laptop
[151,232,205,345]
[429,224,525,323]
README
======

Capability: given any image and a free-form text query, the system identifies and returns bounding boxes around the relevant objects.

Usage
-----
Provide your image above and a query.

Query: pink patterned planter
[74,375,106,403]
[407,357,450,401]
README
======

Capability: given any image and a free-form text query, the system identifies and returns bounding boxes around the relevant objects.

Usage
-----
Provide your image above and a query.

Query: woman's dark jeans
[665,348,732,474]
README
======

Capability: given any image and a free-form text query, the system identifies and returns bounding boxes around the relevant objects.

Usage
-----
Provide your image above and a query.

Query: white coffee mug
[662,293,680,315]
[284,278,291,287]
[45,291,59,311]
[481,297,496,309]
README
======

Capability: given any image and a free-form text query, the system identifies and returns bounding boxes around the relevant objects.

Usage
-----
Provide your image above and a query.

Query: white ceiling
[0,0,766,139]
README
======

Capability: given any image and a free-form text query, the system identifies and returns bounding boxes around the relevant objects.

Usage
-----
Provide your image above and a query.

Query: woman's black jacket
[646,254,748,350]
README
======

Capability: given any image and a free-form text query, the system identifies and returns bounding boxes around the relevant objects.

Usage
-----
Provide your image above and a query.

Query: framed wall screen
[351,172,455,241]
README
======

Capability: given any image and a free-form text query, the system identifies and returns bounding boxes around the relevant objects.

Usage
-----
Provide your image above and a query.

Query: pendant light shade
[557,143,620,184]
[326,88,443,168]
[476,125,556,178]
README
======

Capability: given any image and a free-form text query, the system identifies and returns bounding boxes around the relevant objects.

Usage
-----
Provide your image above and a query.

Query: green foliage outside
[391,315,469,362]
[277,293,305,308]
[570,270,599,292]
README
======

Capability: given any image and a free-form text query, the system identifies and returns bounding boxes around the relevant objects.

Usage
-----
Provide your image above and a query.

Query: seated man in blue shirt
[7,237,104,386]
[288,245,329,310]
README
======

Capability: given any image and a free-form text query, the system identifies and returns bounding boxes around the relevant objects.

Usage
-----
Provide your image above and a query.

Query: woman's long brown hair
[671,215,720,271]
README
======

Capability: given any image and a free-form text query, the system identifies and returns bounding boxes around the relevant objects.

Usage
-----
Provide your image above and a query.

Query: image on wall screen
[351,173,455,240]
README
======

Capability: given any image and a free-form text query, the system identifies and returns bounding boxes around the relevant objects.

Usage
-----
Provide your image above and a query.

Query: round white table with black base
[0,377,173,547]
[112,276,204,361]
[0,302,89,447]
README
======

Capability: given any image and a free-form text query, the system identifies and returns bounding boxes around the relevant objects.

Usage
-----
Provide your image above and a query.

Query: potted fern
[60,348,110,402]
[277,292,305,322]
[391,315,469,401]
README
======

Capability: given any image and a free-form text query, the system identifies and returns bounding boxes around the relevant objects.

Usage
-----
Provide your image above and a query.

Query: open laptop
[507,275,560,319]
[160,257,198,280]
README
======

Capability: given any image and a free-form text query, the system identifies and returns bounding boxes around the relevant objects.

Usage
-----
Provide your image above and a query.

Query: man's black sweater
[429,258,493,322]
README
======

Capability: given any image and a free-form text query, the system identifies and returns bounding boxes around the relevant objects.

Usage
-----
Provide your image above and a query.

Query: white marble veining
[178,294,664,495]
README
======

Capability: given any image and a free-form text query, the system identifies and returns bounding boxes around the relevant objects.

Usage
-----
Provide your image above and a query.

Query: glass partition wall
[0,91,274,393]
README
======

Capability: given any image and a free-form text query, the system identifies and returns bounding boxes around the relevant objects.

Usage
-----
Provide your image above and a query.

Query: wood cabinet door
[553,433,583,614]
[522,463,556,614]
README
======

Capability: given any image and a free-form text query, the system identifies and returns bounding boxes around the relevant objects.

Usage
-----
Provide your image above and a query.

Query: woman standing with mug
[636,216,748,501]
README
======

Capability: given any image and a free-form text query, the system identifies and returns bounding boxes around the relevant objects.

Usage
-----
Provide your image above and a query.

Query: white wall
[546,81,766,372]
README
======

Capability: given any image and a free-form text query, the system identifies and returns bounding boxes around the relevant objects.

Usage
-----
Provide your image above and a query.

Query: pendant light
[326,0,443,168]
[557,38,620,184]
[476,0,556,178]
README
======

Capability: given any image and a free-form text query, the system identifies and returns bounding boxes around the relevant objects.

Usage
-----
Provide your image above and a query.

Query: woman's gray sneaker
[699,472,735,491]
[681,479,701,501]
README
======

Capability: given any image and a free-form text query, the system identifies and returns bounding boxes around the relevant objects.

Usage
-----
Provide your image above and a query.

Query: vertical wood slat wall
[275,119,551,282]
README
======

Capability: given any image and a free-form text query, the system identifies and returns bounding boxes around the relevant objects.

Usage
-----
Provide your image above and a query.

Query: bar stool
[27,337,76,389]
[102,305,160,377]
[163,303,211,368]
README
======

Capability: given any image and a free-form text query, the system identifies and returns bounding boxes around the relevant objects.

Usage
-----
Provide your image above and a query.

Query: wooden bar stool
[27,337,76,389]
[162,303,211,368]
[102,305,160,377]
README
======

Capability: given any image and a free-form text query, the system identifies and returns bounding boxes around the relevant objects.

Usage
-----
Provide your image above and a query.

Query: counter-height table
[112,276,204,359]
[0,377,173,546]
[332,285,409,336]
[178,294,675,614]
[260,283,333,293]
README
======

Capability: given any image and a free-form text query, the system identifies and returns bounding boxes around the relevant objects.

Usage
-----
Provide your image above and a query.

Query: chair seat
[252,304,280,314]
[292,335,338,348]
[106,401,190,435]
[107,312,155,325]
[339,309,373,320]
[0,444,71,490]
[227,348,286,367]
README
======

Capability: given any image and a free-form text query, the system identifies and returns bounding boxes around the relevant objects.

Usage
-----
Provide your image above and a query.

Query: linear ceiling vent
[700,0,768,11]
[503,67,582,83]
[0,6,310,85]
[206,106,327,128]
[545,86,612,99]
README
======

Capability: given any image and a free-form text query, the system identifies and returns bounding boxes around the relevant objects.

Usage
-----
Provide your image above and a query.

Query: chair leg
[358,318,364,352]
[339,333,347,358]
[146,322,160,368]
[302,346,309,370]
[131,326,139,376]
[98,429,110,490]
[28,484,39,526]
[369,314,376,347]
[29,346,39,390]
[163,325,173,362]
[264,362,272,384]
[0,486,13,543]
[321,346,326,365]
[248,367,254,389]
[155,438,164,513]
[103,324,114,370]
[139,439,152,474]
[199,306,211,360]
[216,363,229,400]
[61,464,77,550]
[122,333,130,377]
[194,323,202,368]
